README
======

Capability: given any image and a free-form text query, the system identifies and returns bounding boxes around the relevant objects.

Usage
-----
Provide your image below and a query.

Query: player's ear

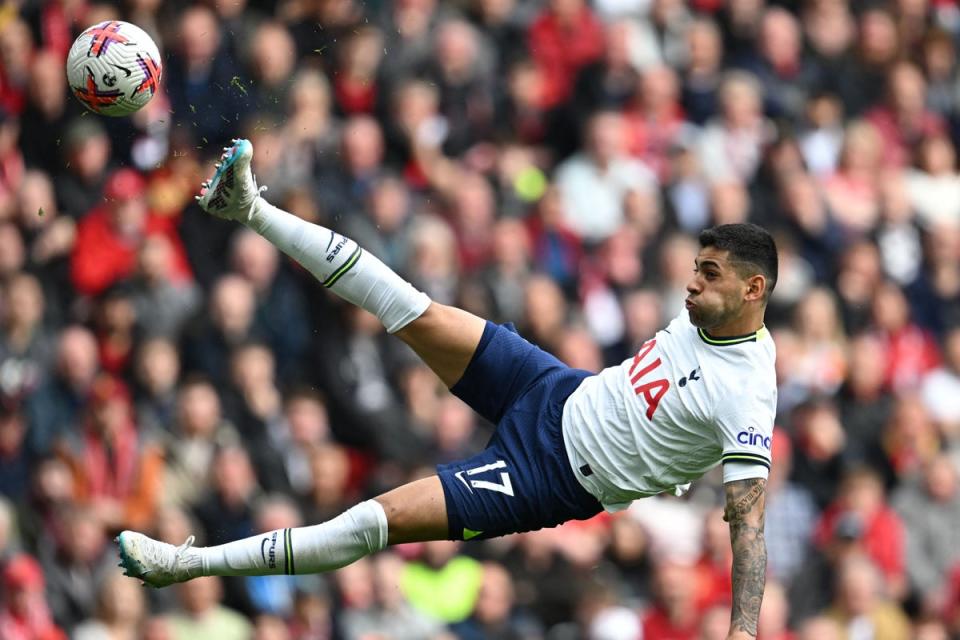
[744,274,766,302]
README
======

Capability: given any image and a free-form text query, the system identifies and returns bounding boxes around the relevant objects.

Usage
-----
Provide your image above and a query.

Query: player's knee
[375,477,450,544]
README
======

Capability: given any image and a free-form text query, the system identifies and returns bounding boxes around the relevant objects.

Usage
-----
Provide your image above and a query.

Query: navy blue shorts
[438,321,603,541]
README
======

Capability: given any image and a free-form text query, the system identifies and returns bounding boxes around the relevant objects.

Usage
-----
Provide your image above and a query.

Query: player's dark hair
[699,223,778,300]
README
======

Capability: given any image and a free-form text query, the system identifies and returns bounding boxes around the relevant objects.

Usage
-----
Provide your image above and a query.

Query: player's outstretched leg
[195,138,484,386]
[117,477,448,587]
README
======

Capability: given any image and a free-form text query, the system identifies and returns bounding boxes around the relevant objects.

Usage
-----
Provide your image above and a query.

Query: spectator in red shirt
[870,280,941,392]
[0,18,34,117]
[623,65,689,183]
[642,562,701,640]
[0,554,66,640]
[813,467,907,599]
[528,0,604,108]
[70,168,192,297]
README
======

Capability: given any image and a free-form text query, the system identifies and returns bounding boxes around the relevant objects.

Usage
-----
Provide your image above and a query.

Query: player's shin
[248,197,430,333]
[199,500,389,576]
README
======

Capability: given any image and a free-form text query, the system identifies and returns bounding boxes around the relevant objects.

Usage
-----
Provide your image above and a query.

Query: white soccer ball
[66,21,162,117]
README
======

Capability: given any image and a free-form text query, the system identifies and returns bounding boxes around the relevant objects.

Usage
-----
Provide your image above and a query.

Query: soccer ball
[66,21,162,117]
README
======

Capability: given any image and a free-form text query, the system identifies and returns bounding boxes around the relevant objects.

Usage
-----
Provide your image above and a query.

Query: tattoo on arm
[725,478,767,638]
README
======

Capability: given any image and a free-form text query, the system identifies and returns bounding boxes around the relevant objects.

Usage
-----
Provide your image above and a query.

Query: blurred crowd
[1,0,960,638]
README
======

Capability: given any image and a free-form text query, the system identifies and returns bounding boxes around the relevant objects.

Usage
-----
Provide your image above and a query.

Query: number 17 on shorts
[454,460,515,496]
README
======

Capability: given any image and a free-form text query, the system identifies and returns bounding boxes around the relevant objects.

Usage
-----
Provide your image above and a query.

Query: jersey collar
[697,326,767,346]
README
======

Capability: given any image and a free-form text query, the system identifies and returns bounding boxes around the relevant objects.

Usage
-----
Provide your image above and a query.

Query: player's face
[684,248,750,330]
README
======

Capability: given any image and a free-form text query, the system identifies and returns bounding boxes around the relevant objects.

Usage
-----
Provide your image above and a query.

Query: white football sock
[198,500,389,576]
[247,197,431,333]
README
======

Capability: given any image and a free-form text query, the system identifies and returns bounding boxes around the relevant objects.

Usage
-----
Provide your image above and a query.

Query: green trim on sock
[323,247,362,288]
[284,528,295,575]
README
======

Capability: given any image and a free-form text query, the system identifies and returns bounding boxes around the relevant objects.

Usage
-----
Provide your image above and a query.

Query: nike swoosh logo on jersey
[454,471,473,493]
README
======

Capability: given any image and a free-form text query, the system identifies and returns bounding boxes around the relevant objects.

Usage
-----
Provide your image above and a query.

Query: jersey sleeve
[713,392,775,483]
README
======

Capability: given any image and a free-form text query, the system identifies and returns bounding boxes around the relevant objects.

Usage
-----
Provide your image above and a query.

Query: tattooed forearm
[725,478,767,638]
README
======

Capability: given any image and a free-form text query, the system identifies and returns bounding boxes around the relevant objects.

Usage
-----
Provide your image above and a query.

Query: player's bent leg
[394,304,487,388]
[196,139,431,335]
[196,139,486,387]
[375,475,450,544]
[116,477,451,588]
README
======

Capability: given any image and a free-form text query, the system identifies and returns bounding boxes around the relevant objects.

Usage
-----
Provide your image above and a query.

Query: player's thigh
[375,476,450,545]
[394,303,486,388]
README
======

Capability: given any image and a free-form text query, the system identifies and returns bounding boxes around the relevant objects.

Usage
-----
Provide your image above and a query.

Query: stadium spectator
[527,0,604,109]
[0,273,52,403]
[866,62,946,169]
[229,230,309,381]
[132,337,180,436]
[697,71,770,185]
[893,455,960,611]
[192,444,261,548]
[741,7,819,121]
[72,570,146,640]
[337,552,445,639]
[0,18,34,116]
[301,443,357,526]
[247,22,297,118]
[91,285,138,376]
[17,170,75,310]
[814,467,906,598]
[426,20,496,156]
[162,377,239,507]
[24,325,99,457]
[70,168,191,297]
[56,118,112,220]
[257,388,333,495]
[61,375,164,532]
[130,235,201,340]
[789,398,847,510]
[623,65,688,182]
[40,505,114,629]
[555,110,656,242]
[642,561,701,640]
[401,539,483,624]
[824,555,911,640]
[451,560,543,639]
[870,394,942,488]
[0,553,66,640]
[168,576,252,640]
[164,5,248,148]
[180,274,264,388]
[20,50,72,173]
[681,17,724,126]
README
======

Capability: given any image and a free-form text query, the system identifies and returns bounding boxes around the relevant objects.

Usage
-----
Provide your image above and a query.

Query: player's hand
[726,632,756,640]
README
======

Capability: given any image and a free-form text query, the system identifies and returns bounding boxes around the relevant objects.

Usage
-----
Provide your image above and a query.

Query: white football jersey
[562,311,777,512]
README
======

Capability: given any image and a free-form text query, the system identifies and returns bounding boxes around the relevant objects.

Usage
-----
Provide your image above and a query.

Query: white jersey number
[455,460,515,496]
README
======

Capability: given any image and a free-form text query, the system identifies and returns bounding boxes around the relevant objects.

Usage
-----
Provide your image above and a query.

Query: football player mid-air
[119,139,778,640]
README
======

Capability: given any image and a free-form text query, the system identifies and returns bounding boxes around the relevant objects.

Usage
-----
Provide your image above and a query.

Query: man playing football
[119,139,777,640]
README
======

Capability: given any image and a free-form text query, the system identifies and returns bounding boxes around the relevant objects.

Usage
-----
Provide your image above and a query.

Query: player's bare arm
[724,477,767,640]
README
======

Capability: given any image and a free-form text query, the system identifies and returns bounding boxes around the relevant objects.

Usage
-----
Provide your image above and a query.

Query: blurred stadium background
[1,0,960,638]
